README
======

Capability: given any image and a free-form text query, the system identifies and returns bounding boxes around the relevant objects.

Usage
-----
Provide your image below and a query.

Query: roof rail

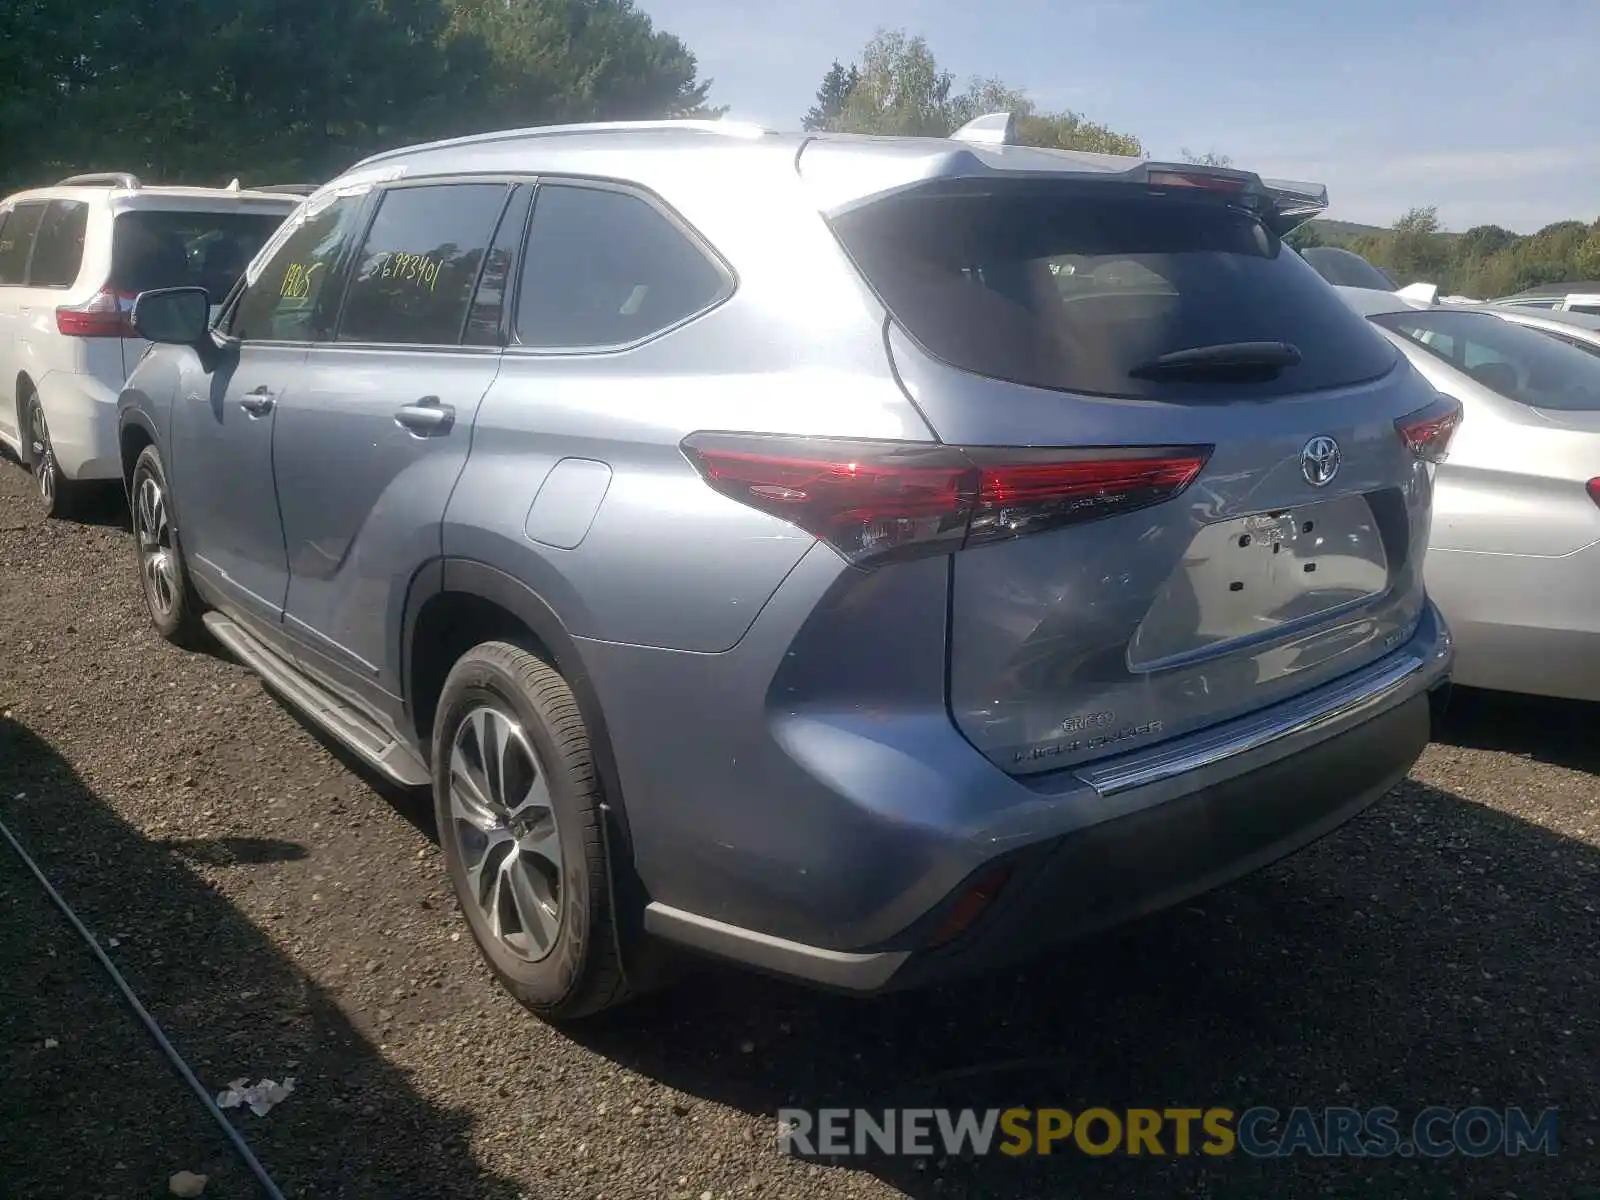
[255,184,319,195]
[350,118,769,171]
[57,172,142,189]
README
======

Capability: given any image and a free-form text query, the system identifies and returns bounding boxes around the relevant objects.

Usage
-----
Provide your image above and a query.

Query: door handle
[394,396,455,436]
[239,386,275,418]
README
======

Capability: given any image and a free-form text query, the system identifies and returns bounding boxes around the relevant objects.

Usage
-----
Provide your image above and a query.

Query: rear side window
[1373,309,1600,411]
[336,183,510,345]
[830,180,1399,399]
[514,184,729,350]
[231,196,365,342]
[113,209,286,305]
[28,201,89,287]
[0,202,46,285]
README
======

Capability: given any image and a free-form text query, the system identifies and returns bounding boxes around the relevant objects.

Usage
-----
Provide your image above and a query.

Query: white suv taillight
[56,287,136,338]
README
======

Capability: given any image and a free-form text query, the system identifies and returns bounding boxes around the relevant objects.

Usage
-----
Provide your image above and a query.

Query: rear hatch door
[828,172,1451,774]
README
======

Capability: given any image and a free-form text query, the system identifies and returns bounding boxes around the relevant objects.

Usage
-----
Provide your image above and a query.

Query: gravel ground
[1,458,1597,1200]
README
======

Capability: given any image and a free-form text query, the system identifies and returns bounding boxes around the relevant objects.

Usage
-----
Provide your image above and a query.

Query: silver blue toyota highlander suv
[117,115,1457,1021]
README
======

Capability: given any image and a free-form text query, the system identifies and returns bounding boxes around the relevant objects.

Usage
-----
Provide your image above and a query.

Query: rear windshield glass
[1372,309,1600,411]
[112,209,287,304]
[830,180,1398,399]
[1299,245,1399,291]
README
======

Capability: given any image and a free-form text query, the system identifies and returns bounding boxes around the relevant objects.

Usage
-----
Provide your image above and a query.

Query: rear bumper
[34,371,121,481]
[631,596,1451,993]
[883,683,1433,991]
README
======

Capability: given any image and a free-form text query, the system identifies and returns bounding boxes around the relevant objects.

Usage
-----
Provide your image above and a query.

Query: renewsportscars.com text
[777,1106,1558,1159]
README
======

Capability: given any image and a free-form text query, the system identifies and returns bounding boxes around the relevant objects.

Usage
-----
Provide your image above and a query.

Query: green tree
[1015,109,1142,156]
[1285,222,1324,251]
[0,0,717,193]
[1386,206,1451,284]
[803,61,860,131]
[1576,230,1600,280]
[444,0,712,136]
[1180,148,1232,167]
[1457,224,1517,259]
[835,28,960,137]
[811,28,1141,154]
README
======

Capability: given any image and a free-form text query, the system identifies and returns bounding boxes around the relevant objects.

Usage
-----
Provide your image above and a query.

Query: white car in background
[1338,285,1600,703]
[0,174,302,515]
[1491,283,1600,317]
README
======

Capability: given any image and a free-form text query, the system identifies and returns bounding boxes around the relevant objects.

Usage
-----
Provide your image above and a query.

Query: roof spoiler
[1137,163,1328,234]
[1259,175,1329,232]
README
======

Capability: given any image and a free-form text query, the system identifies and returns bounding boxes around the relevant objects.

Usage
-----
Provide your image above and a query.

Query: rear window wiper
[1129,341,1302,381]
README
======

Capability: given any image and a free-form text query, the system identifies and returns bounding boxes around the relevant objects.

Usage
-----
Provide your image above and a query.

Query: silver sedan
[1339,286,1600,702]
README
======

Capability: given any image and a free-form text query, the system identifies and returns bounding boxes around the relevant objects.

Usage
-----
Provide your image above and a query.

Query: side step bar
[201,613,431,788]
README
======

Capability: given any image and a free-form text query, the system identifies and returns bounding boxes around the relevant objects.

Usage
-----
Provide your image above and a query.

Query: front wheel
[432,641,634,1021]
[130,444,203,645]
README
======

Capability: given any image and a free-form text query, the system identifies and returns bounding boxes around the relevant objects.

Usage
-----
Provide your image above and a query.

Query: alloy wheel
[134,473,179,616]
[448,706,564,963]
[28,399,55,507]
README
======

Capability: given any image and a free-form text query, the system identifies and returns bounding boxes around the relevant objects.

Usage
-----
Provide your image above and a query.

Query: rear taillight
[56,288,137,338]
[965,449,1211,547]
[1586,479,1600,508]
[1395,396,1463,464]
[679,434,1211,566]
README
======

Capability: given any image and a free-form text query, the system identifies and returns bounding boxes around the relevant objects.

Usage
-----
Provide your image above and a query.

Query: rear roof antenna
[950,111,1016,147]
[226,178,241,191]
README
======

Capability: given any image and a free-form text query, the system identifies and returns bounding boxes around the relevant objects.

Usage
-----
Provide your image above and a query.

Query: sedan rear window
[1373,309,1600,411]
[112,209,287,304]
[829,179,1397,399]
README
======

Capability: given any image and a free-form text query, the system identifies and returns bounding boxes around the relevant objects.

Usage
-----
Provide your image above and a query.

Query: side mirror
[131,287,211,346]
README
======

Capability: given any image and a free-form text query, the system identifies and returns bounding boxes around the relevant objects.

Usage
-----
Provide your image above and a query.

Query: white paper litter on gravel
[216,1077,297,1117]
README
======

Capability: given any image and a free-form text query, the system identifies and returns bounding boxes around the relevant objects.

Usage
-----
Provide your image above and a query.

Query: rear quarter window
[0,202,47,286]
[829,179,1399,400]
[513,183,730,350]
[27,200,89,288]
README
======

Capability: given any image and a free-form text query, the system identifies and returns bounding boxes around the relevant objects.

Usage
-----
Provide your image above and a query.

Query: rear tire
[24,389,81,519]
[432,641,635,1021]
[130,444,204,646]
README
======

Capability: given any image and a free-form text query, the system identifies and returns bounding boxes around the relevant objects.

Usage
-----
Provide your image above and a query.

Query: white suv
[0,173,303,514]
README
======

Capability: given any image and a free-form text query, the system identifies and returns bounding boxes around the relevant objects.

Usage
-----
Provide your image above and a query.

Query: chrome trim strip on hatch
[1076,652,1426,798]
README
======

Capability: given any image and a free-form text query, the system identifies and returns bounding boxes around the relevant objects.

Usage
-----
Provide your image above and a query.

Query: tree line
[1289,209,1600,299]
[0,0,718,192]
[3,4,1594,299]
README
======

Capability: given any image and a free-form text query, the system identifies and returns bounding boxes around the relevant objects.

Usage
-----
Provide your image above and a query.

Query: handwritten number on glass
[376,252,442,292]
[280,261,324,300]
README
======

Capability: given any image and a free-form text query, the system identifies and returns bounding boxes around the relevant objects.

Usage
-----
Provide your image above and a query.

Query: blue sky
[645,0,1599,233]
